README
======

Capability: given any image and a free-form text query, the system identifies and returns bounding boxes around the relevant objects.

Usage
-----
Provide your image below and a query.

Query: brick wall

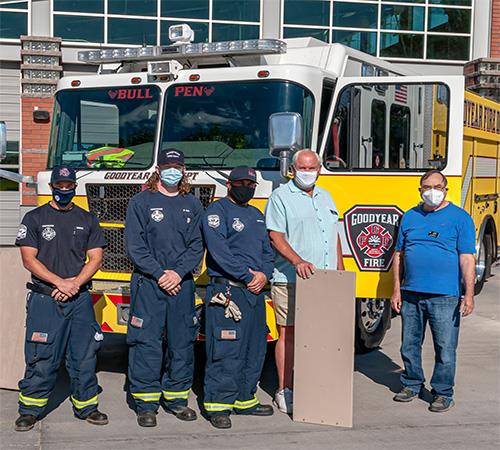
[21,97,53,206]
[491,0,500,57]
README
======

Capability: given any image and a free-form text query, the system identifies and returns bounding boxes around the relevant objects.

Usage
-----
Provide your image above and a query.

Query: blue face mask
[53,188,75,206]
[160,168,183,186]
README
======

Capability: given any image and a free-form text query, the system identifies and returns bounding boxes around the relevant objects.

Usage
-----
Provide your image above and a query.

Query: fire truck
[24,26,499,351]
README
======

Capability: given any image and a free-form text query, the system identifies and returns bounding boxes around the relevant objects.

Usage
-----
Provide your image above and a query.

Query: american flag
[394,84,408,103]
[31,332,48,343]
[221,329,237,340]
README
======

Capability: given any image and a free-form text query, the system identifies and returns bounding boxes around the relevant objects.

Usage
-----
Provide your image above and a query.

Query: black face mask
[229,184,255,204]
[53,188,75,207]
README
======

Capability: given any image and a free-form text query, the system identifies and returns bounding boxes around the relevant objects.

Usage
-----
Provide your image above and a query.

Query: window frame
[321,81,451,173]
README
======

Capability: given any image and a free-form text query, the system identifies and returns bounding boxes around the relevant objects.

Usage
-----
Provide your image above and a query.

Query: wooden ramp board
[0,247,28,390]
[293,270,356,428]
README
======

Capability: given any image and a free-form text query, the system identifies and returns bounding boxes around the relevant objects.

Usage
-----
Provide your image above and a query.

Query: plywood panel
[0,247,29,389]
[294,270,356,427]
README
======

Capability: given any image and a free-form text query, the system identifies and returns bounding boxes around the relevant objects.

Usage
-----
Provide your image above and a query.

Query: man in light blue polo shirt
[265,149,344,414]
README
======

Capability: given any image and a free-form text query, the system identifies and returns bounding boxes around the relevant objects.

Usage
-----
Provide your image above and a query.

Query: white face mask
[421,188,445,208]
[294,170,318,189]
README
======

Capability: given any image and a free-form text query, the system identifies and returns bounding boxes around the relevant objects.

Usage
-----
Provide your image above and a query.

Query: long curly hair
[145,171,191,195]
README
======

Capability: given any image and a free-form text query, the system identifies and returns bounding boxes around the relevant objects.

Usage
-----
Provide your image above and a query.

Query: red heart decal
[108,90,117,99]
[204,86,215,96]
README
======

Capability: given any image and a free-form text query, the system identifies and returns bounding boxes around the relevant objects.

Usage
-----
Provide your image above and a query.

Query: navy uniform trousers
[127,273,199,412]
[203,282,267,416]
[18,291,103,418]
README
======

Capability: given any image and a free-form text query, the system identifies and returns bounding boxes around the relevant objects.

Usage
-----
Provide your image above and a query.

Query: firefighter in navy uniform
[125,149,204,428]
[14,165,108,432]
[202,166,274,429]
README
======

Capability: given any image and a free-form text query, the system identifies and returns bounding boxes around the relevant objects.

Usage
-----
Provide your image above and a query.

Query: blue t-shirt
[395,203,476,297]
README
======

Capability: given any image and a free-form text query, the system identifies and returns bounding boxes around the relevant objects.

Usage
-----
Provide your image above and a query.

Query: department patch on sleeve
[31,332,48,343]
[207,214,220,228]
[16,224,27,240]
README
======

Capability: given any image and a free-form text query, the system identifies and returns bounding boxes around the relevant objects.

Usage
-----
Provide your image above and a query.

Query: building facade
[0,0,497,242]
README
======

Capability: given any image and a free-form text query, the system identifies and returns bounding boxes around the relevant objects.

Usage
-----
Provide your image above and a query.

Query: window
[161,81,314,170]
[53,1,104,13]
[108,18,157,45]
[108,0,157,16]
[323,82,449,172]
[318,80,336,147]
[212,23,259,41]
[48,86,160,170]
[213,0,260,22]
[282,0,473,62]
[0,141,20,191]
[0,1,28,39]
[161,0,209,19]
[54,15,104,43]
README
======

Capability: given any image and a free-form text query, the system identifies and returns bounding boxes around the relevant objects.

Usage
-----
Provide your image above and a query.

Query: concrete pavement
[1,265,499,450]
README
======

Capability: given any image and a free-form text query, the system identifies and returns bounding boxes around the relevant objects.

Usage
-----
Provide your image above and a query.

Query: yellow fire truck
[30,29,498,351]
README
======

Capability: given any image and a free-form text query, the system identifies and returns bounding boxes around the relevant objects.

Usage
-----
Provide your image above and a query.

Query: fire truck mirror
[33,110,50,123]
[0,121,6,162]
[268,112,303,157]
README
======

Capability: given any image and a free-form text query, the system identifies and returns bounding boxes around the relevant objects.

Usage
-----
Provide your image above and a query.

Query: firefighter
[14,165,108,432]
[125,149,204,427]
[202,166,274,429]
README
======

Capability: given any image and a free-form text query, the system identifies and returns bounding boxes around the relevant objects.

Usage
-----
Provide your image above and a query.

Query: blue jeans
[400,291,461,399]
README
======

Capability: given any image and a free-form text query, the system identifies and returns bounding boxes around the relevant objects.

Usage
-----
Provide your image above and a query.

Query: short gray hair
[292,149,321,167]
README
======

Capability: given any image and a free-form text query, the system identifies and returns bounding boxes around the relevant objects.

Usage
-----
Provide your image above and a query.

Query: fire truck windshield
[161,81,314,170]
[47,86,160,170]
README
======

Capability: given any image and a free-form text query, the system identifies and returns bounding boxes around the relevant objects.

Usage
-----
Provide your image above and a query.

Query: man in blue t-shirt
[390,170,476,413]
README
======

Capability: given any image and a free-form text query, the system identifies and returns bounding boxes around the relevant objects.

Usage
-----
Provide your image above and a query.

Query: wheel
[355,298,391,353]
[474,233,493,295]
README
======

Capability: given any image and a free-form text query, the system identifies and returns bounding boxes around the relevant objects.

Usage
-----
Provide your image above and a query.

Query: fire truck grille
[87,183,215,275]
[101,227,133,273]
[86,184,142,223]
[190,185,216,208]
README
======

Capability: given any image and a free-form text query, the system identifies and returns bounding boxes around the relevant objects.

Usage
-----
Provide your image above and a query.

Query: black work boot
[247,404,274,416]
[209,414,231,429]
[166,405,197,421]
[15,414,37,432]
[393,387,420,402]
[137,410,157,427]
[85,410,109,425]
[429,396,455,413]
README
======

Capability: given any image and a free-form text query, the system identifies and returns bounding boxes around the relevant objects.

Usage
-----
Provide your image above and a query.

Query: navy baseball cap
[228,166,257,183]
[158,148,185,166]
[50,165,76,183]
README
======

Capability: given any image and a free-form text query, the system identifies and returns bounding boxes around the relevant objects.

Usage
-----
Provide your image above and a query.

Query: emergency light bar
[78,39,286,64]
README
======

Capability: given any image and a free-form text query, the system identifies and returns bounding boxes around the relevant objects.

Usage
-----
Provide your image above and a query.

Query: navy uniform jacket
[125,189,204,280]
[203,197,274,284]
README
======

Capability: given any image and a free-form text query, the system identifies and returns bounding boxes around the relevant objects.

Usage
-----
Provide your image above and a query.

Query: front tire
[355,298,391,353]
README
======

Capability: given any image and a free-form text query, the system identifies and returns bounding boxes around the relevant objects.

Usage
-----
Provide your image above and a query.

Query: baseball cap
[158,148,185,166]
[50,165,76,183]
[228,166,257,183]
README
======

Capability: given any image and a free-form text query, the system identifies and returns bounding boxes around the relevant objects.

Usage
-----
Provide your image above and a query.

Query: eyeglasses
[420,185,446,192]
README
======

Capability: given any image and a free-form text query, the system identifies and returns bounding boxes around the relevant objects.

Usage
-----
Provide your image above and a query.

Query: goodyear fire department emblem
[207,214,220,228]
[150,208,164,222]
[344,205,403,271]
[232,218,244,232]
[42,225,56,241]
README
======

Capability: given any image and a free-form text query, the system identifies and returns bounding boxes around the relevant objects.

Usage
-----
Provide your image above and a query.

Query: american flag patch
[131,316,143,328]
[394,84,408,103]
[31,332,48,343]
[220,329,237,340]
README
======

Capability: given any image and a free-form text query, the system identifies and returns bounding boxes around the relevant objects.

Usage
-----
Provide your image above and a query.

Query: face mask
[53,188,75,207]
[294,170,318,189]
[160,168,183,186]
[230,184,255,204]
[421,188,445,208]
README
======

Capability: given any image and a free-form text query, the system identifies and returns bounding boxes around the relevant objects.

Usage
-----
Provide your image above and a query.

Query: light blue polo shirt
[265,180,339,284]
